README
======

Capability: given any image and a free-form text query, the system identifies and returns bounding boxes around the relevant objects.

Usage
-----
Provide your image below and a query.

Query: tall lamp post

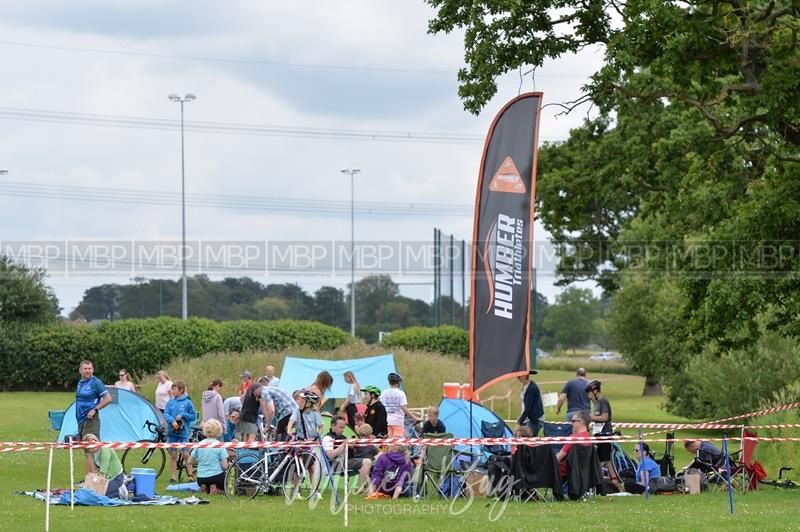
[340,168,361,337]
[168,93,196,321]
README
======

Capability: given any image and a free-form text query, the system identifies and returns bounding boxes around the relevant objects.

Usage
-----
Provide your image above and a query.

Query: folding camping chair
[730,430,760,492]
[48,410,65,438]
[416,433,468,500]
[481,420,511,461]
[564,445,603,501]
[508,444,563,502]
[542,422,572,455]
[655,432,676,477]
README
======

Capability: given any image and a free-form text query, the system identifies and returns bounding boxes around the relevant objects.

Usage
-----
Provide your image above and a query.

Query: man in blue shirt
[75,359,111,474]
[555,368,590,421]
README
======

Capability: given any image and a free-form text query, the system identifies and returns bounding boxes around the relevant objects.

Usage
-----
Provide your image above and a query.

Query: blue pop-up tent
[438,397,513,458]
[279,354,397,399]
[58,388,167,442]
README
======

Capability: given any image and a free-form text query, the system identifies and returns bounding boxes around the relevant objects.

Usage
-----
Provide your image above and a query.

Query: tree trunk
[642,377,662,396]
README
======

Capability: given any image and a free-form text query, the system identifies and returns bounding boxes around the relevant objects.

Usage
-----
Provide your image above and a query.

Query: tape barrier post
[69,436,75,510]
[639,431,648,501]
[317,435,340,507]
[344,442,349,528]
[723,432,735,515]
[45,445,53,532]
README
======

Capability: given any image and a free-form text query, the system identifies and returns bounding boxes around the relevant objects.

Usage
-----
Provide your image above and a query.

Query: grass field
[3,360,800,531]
[0,347,800,531]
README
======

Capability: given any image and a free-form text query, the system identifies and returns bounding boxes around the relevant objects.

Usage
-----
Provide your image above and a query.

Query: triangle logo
[488,155,526,194]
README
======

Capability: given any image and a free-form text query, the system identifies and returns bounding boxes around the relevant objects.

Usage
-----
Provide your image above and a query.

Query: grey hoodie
[201,389,225,433]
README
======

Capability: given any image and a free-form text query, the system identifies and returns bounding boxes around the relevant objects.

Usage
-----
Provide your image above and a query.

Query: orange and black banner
[470,93,542,395]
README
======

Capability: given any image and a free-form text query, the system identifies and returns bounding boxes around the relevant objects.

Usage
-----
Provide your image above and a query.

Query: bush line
[0,317,350,391]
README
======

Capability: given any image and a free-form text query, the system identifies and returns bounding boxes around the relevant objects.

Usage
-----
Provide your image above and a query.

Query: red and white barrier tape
[506,401,800,430]
[4,434,800,453]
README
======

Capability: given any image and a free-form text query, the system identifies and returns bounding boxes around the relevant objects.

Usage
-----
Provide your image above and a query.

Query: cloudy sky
[0,1,602,315]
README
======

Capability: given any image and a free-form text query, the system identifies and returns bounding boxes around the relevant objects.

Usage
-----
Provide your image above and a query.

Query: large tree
[0,256,59,323]
[428,0,800,352]
[542,287,599,353]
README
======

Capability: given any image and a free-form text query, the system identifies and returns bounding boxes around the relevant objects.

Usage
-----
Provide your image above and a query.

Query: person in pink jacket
[201,379,226,435]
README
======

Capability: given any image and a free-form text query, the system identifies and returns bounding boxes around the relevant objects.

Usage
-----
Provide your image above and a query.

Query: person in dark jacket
[362,385,388,437]
[517,370,544,436]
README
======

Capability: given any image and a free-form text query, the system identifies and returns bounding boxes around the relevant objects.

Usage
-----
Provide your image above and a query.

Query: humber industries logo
[482,213,524,320]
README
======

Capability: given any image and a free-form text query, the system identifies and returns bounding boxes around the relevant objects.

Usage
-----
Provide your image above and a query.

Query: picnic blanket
[17,488,208,506]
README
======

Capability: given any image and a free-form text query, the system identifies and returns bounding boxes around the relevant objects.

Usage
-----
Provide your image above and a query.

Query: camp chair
[48,410,65,437]
[655,432,676,477]
[508,444,563,502]
[417,433,467,500]
[481,420,511,461]
[564,444,603,501]
[542,421,572,454]
[729,430,760,492]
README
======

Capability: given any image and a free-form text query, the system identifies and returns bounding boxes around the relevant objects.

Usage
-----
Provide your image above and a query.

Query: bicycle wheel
[122,442,166,478]
[282,450,322,501]
[225,456,267,499]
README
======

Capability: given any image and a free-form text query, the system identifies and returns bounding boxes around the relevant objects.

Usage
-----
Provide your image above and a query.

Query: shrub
[0,317,350,391]
[219,320,350,352]
[381,326,468,358]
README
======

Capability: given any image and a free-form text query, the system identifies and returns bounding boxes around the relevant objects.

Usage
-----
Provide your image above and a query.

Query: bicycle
[760,467,798,489]
[122,420,204,482]
[224,435,322,502]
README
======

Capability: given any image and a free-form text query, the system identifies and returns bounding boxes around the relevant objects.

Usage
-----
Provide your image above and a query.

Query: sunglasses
[119,374,126,377]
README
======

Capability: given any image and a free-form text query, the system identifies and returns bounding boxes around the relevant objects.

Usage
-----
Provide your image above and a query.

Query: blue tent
[58,388,167,442]
[438,398,513,458]
[279,354,397,399]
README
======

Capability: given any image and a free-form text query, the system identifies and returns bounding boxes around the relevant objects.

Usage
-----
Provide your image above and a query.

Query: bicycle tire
[282,450,322,501]
[122,442,166,478]
[225,455,267,499]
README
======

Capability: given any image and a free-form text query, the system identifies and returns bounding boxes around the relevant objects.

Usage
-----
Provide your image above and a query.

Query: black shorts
[276,414,291,437]
[597,442,612,462]
[198,472,225,491]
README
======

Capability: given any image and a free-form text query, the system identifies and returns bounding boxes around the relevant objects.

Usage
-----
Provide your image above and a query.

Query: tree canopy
[0,256,59,324]
[429,0,800,350]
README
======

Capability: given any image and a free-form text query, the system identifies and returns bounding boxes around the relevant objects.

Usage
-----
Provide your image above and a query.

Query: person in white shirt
[341,371,361,431]
[113,369,137,392]
[265,365,281,388]
[154,370,173,412]
[379,372,418,438]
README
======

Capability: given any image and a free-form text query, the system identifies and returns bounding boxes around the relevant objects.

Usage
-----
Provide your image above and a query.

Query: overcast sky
[0,1,602,315]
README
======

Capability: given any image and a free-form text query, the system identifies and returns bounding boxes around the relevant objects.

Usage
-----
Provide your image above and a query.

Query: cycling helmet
[299,390,320,404]
[362,385,381,397]
[585,380,602,394]
[387,372,403,384]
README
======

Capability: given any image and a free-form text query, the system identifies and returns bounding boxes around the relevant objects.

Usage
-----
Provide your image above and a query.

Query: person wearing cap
[517,370,544,436]
[238,371,253,399]
[380,372,419,438]
[202,379,226,434]
[363,385,388,437]
[586,379,621,488]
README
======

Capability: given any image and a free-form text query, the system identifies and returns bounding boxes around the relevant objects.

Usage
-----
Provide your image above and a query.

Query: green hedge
[380,325,468,358]
[0,317,350,391]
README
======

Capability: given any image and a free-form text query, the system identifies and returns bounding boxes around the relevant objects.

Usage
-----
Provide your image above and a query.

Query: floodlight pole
[169,93,196,320]
[341,168,361,337]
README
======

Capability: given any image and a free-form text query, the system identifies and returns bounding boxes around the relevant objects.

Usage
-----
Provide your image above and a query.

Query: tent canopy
[279,354,397,400]
[437,397,512,456]
[58,388,167,442]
